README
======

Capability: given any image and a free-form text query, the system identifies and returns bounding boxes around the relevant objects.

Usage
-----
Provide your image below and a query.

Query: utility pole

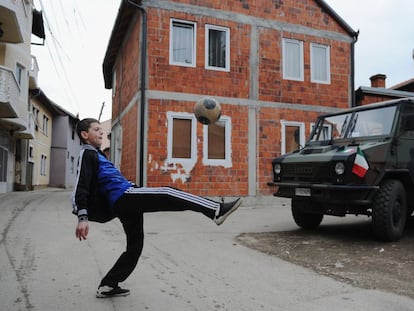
[98,102,105,122]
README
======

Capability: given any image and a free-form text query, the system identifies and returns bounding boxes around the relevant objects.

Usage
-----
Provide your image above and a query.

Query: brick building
[356,74,414,106]
[102,0,358,198]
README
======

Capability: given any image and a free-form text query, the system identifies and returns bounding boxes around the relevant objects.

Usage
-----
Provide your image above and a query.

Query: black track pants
[99,187,220,287]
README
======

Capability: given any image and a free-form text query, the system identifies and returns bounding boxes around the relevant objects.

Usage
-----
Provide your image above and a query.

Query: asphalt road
[1,188,413,311]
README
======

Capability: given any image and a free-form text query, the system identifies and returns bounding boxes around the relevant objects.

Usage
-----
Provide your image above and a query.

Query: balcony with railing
[0,0,25,43]
[0,65,20,118]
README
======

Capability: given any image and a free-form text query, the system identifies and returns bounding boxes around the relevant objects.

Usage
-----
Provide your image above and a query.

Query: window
[42,115,49,135]
[29,145,34,159]
[112,70,116,97]
[311,43,330,84]
[70,156,75,174]
[205,25,230,71]
[203,117,231,167]
[167,112,197,162]
[0,146,7,182]
[32,107,39,131]
[281,120,305,154]
[16,63,25,86]
[310,123,332,141]
[170,19,196,67]
[282,38,304,81]
[40,155,47,176]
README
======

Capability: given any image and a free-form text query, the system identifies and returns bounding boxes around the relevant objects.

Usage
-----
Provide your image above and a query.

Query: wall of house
[0,0,34,192]
[31,103,52,189]
[111,0,353,197]
[48,116,80,188]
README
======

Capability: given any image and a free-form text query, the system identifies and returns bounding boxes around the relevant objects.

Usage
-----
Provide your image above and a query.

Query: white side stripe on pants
[124,187,220,215]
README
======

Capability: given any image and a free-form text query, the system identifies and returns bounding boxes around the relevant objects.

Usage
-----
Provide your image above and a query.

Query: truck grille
[282,163,331,182]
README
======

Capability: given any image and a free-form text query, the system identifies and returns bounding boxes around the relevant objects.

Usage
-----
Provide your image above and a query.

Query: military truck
[268,98,414,241]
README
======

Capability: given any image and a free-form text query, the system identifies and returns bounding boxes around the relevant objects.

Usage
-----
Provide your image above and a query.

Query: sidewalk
[0,188,413,311]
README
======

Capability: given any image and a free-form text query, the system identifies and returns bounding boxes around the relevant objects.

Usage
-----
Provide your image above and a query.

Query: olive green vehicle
[268,98,414,241]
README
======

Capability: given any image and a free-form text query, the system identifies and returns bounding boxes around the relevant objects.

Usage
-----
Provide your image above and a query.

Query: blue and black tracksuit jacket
[71,144,132,223]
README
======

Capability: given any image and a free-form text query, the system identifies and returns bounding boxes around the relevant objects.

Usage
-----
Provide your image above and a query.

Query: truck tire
[372,179,407,241]
[292,199,324,229]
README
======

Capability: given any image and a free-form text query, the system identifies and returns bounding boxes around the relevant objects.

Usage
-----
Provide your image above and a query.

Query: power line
[36,0,80,114]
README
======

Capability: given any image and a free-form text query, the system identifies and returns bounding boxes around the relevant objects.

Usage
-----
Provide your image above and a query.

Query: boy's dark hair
[76,118,99,143]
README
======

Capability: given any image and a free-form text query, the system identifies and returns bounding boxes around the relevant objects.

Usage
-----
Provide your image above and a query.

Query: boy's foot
[214,198,242,225]
[96,285,130,298]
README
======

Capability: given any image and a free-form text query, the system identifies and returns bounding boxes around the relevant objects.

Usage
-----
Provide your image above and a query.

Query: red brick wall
[112,20,141,117]
[258,30,350,107]
[147,9,250,98]
[112,0,352,196]
[169,0,350,36]
[146,99,249,196]
[357,95,397,106]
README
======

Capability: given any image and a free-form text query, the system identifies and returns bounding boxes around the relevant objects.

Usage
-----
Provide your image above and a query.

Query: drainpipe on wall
[126,0,147,187]
[351,30,359,107]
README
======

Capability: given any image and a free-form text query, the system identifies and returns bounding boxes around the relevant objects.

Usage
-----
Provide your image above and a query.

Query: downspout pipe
[126,0,147,187]
[351,30,359,107]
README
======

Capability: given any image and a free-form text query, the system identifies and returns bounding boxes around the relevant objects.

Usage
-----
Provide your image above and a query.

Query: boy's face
[81,122,104,148]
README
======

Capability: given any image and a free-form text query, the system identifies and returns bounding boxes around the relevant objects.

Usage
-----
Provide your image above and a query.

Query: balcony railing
[0,65,20,118]
[29,55,39,89]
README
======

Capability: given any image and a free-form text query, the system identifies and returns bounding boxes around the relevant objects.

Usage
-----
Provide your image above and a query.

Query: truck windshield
[310,105,397,142]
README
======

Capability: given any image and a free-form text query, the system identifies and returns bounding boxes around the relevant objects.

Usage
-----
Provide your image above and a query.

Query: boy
[72,118,241,298]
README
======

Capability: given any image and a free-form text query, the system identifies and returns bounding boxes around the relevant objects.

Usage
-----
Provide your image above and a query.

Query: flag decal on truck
[352,147,369,178]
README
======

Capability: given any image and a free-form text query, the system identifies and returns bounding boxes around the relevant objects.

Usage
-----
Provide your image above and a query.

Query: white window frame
[310,43,331,84]
[205,24,230,72]
[16,63,25,86]
[282,38,304,81]
[167,112,197,163]
[281,120,305,154]
[169,19,197,67]
[203,116,232,167]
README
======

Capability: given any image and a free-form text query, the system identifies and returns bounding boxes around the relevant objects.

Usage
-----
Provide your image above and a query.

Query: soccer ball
[194,97,221,125]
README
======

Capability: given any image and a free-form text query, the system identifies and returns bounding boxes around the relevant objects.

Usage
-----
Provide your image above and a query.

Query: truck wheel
[292,199,324,229]
[372,179,407,241]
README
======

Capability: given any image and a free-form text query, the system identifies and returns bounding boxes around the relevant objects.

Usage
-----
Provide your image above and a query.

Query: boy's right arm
[73,150,98,224]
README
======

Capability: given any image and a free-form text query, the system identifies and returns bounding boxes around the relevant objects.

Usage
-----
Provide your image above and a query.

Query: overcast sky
[31,0,414,121]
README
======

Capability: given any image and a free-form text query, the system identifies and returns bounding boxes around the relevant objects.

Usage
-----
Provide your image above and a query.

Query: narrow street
[1,188,413,311]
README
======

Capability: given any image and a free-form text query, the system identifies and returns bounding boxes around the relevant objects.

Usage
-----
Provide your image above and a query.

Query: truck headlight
[274,163,282,175]
[335,162,345,175]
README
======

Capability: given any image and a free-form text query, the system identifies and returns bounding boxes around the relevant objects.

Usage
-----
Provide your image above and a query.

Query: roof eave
[315,0,359,38]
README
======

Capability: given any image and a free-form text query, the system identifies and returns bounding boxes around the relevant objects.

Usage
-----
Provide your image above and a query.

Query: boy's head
[76,118,103,147]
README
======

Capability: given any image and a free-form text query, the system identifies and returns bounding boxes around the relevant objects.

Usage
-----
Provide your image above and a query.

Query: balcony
[14,111,34,139]
[0,0,24,43]
[29,55,39,89]
[0,115,26,132]
[0,65,20,118]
